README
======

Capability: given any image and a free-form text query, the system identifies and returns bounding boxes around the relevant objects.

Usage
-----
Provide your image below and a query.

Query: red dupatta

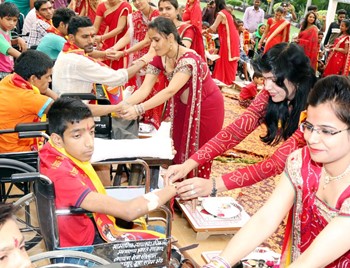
[324,35,350,76]
[218,9,240,61]
[298,25,319,71]
[264,18,290,53]
[178,24,206,61]
[182,0,202,32]
[36,13,62,36]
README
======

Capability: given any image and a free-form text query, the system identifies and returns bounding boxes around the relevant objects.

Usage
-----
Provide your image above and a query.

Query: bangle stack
[203,256,231,268]
[133,104,145,116]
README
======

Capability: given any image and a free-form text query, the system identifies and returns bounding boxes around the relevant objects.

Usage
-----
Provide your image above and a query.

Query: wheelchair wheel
[30,250,111,267]
[13,193,43,252]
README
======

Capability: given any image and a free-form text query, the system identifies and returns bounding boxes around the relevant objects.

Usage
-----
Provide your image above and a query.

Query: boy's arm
[80,185,177,221]
[11,37,27,52]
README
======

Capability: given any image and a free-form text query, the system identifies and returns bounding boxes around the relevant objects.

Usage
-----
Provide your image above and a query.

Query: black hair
[0,203,14,227]
[0,2,20,18]
[34,0,51,11]
[308,75,350,128]
[307,5,317,12]
[214,0,226,16]
[67,16,93,35]
[318,30,324,36]
[341,19,350,35]
[52,8,76,28]
[14,50,54,81]
[275,6,284,14]
[253,42,316,145]
[337,9,347,16]
[252,71,263,79]
[47,97,93,138]
[148,17,183,45]
[300,11,317,31]
[158,0,179,9]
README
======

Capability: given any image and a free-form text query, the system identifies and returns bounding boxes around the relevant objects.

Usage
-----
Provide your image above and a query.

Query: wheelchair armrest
[0,128,15,134]
[11,172,40,183]
[18,131,50,140]
[61,93,97,100]
[15,122,49,132]
[56,206,90,216]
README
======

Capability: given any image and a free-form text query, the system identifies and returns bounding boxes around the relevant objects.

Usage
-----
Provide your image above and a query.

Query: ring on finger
[190,190,196,195]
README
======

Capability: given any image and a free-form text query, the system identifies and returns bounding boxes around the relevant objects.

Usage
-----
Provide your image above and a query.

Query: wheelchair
[16,166,173,267]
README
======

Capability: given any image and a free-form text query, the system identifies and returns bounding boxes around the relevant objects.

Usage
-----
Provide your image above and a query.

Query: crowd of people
[1,0,350,267]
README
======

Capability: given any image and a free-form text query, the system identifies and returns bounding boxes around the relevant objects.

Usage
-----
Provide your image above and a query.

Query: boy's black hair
[34,0,51,11]
[0,203,15,227]
[52,8,76,28]
[67,16,93,36]
[307,5,317,12]
[337,9,347,16]
[0,2,20,18]
[14,50,54,81]
[252,71,263,79]
[47,97,93,138]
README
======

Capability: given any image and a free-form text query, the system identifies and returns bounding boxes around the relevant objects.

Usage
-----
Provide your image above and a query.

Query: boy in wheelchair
[39,97,178,247]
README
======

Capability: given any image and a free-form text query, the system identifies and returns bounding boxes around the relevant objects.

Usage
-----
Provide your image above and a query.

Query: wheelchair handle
[15,122,49,132]
[18,131,50,140]
[11,172,40,183]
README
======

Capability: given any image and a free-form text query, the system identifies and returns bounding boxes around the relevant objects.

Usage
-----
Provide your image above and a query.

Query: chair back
[33,174,60,251]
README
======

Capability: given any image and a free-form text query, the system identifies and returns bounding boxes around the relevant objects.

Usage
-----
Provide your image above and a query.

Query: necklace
[164,44,180,72]
[322,165,350,189]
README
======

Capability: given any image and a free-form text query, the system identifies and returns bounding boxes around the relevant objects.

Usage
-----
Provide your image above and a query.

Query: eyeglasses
[300,122,350,137]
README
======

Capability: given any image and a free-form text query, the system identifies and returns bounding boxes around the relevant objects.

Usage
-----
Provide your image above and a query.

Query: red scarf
[36,13,61,35]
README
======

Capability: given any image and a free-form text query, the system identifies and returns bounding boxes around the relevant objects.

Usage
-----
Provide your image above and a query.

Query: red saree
[147,52,224,178]
[126,9,165,129]
[212,9,240,85]
[178,23,205,60]
[182,0,202,32]
[96,1,132,70]
[298,25,319,71]
[264,17,290,53]
[281,147,350,267]
[323,35,350,77]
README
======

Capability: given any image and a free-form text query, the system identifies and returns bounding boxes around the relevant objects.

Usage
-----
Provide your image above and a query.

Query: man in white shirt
[243,0,264,33]
[52,16,149,95]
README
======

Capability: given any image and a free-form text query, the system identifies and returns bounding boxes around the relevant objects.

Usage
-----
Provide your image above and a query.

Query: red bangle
[124,51,129,57]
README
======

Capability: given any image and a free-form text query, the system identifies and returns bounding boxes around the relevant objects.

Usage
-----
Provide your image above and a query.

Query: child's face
[60,117,96,162]
[238,23,244,32]
[0,16,18,31]
[254,76,265,86]
[259,25,266,34]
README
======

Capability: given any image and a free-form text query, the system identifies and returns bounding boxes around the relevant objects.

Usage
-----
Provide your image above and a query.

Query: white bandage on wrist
[144,192,160,211]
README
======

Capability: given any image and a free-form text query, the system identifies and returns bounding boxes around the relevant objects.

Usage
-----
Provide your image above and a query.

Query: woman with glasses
[165,42,316,199]
[203,75,350,268]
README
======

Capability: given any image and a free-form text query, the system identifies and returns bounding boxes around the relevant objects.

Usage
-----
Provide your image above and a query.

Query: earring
[169,43,173,51]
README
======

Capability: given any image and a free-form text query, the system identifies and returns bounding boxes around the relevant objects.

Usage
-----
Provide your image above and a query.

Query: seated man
[37,8,76,60]
[27,0,54,48]
[39,97,177,247]
[0,50,56,153]
[0,203,32,268]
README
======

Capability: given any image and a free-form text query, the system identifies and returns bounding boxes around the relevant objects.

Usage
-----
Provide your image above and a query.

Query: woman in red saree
[119,17,224,179]
[205,0,240,85]
[158,0,205,61]
[94,0,132,70]
[109,0,164,128]
[258,6,290,53]
[203,75,350,268]
[323,19,350,77]
[296,11,319,71]
[181,0,202,32]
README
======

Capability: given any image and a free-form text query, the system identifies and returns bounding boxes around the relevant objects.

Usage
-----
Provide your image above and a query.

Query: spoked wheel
[30,250,111,267]
[13,193,44,252]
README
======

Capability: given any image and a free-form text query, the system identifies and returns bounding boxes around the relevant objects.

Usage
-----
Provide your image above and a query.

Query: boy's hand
[17,37,27,52]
